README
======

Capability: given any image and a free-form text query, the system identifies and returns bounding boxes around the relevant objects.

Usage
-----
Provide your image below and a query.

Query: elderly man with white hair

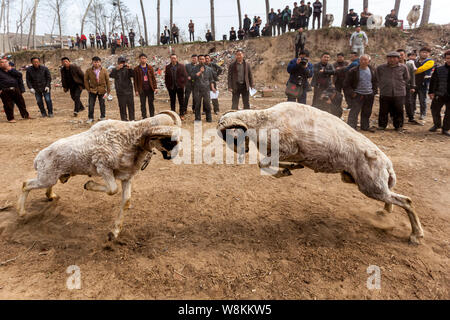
[344,54,378,132]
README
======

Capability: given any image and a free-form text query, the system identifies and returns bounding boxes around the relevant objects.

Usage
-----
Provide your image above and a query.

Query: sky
[22,0,450,45]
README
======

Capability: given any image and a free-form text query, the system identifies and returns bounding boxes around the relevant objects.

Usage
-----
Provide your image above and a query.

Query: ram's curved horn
[158,110,182,127]
[217,119,248,142]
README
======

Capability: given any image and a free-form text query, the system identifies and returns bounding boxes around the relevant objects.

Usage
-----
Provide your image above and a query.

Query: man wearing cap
[110,56,135,121]
[376,51,410,132]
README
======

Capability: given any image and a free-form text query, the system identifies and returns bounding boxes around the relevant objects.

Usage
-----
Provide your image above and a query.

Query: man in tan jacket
[84,56,111,123]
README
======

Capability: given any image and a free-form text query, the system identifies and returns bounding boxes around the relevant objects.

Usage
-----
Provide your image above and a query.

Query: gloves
[30,88,35,94]
[45,87,50,93]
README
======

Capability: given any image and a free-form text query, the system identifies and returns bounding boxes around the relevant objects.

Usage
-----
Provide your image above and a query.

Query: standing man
[344,54,377,132]
[89,34,95,48]
[193,55,215,122]
[134,53,158,119]
[286,55,309,103]
[311,52,335,106]
[165,54,187,118]
[81,33,87,49]
[96,33,102,49]
[26,57,53,118]
[60,57,85,117]
[414,47,435,120]
[428,50,450,136]
[294,28,307,58]
[397,49,420,125]
[0,58,30,123]
[228,50,254,110]
[84,56,111,123]
[312,0,322,29]
[205,54,223,114]
[268,8,277,36]
[110,56,135,121]
[349,25,368,56]
[333,53,349,95]
[243,14,252,35]
[306,2,313,29]
[376,51,410,132]
[163,26,171,44]
[188,20,195,42]
[129,29,135,48]
[185,55,198,113]
[205,30,213,42]
[101,32,107,49]
[171,24,180,44]
[230,27,237,41]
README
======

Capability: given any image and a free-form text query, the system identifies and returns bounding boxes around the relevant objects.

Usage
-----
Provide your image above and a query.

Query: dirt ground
[0,89,448,300]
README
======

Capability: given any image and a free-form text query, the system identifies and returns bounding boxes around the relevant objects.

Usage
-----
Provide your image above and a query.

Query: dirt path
[0,90,448,299]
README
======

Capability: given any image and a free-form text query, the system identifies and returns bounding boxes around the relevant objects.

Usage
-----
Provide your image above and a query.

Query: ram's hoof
[409,233,424,245]
[107,231,115,242]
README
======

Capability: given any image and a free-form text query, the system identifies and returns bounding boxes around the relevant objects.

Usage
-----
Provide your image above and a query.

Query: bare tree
[236,0,242,29]
[322,0,327,25]
[113,0,125,35]
[169,0,173,31]
[363,0,369,9]
[420,0,432,26]
[139,0,148,45]
[26,0,39,49]
[265,0,270,24]
[210,0,215,40]
[15,0,32,50]
[49,0,66,49]
[342,0,349,27]
[157,0,160,45]
[80,0,93,36]
[394,0,400,14]
[0,0,5,52]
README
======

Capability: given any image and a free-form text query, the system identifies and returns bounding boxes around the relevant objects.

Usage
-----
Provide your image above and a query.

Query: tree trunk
[322,0,327,26]
[420,0,432,26]
[236,0,242,29]
[57,0,63,49]
[6,0,10,52]
[265,0,270,24]
[31,0,39,49]
[116,0,125,36]
[363,0,369,9]
[19,0,24,49]
[80,0,93,35]
[139,0,148,45]
[169,0,173,31]
[210,0,215,40]
[341,0,349,27]
[157,0,160,45]
[394,0,401,15]
[1,1,5,52]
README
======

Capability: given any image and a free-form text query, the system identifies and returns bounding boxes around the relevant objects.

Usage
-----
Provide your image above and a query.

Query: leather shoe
[429,125,440,132]
[443,130,450,137]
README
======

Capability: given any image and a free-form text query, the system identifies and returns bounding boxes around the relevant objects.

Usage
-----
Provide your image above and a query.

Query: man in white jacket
[349,26,368,56]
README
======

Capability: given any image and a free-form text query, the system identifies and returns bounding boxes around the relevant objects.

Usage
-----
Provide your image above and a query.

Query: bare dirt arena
[0,88,448,299]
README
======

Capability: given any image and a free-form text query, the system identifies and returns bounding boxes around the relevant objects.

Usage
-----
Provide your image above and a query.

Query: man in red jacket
[80,34,87,50]
[165,54,188,119]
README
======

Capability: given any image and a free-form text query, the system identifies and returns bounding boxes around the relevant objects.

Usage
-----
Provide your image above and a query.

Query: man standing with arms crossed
[228,50,254,110]
[165,54,187,119]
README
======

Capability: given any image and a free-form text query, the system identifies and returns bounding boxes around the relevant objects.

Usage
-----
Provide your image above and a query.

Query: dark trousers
[413,85,428,117]
[1,88,29,121]
[313,12,321,29]
[312,87,325,106]
[184,85,196,111]
[231,83,250,110]
[431,96,450,131]
[379,96,405,129]
[281,23,287,34]
[96,41,101,48]
[189,31,194,42]
[130,39,135,48]
[140,89,155,118]
[295,43,305,58]
[88,92,106,119]
[82,40,87,49]
[102,41,107,49]
[168,87,185,115]
[405,87,415,121]
[90,41,95,48]
[117,94,135,121]
[299,16,307,28]
[194,87,212,122]
[347,93,374,130]
[70,86,84,113]
[35,91,53,116]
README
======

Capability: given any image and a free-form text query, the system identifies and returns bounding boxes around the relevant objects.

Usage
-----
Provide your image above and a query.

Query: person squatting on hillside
[0,58,30,123]
[60,57,85,117]
[311,52,335,106]
[345,9,359,27]
[385,9,399,27]
[185,55,198,113]
[205,54,223,114]
[376,51,410,132]
[109,56,135,121]
[165,54,188,119]
[84,56,110,123]
[344,54,378,132]
[134,53,158,119]
[414,47,435,120]
[26,57,53,118]
[193,55,215,122]
[228,50,254,111]
[428,50,450,137]
[349,26,368,56]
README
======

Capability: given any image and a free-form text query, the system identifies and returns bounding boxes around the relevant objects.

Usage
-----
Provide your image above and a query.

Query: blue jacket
[345,58,360,71]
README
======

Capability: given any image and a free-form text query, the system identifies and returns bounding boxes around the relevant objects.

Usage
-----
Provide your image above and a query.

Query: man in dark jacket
[428,50,450,136]
[229,27,237,41]
[312,0,322,29]
[0,58,30,123]
[385,9,399,27]
[312,52,335,106]
[268,8,277,36]
[243,14,252,35]
[376,51,410,132]
[228,50,254,110]
[333,53,349,94]
[26,57,53,118]
[205,54,223,114]
[185,55,198,113]
[110,56,135,121]
[60,57,85,117]
[238,28,245,41]
[345,9,359,27]
[193,55,215,122]
[286,56,309,103]
[165,54,188,117]
[344,54,378,131]
[294,28,307,58]
[134,53,158,119]
[129,29,136,48]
